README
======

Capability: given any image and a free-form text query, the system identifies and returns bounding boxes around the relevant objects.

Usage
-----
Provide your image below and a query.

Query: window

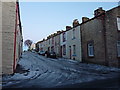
[48,47,50,52]
[52,37,54,44]
[117,41,120,57]
[51,46,54,52]
[117,17,120,31]
[63,32,66,42]
[63,45,66,55]
[72,29,75,39]
[49,39,50,44]
[88,42,94,57]
[73,45,76,55]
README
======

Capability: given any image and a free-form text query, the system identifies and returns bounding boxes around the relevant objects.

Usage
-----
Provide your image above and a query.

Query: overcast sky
[19,2,118,50]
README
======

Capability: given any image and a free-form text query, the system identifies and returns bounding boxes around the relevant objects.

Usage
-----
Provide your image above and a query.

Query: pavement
[2,51,120,89]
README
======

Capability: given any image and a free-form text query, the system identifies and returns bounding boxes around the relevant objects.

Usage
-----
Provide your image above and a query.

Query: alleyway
[2,51,120,88]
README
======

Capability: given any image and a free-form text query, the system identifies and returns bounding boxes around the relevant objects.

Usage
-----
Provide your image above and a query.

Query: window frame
[117,17,120,31]
[73,45,76,55]
[117,41,120,57]
[87,42,94,57]
[63,32,66,42]
[52,37,54,44]
[72,29,76,39]
[49,39,50,44]
[63,44,66,55]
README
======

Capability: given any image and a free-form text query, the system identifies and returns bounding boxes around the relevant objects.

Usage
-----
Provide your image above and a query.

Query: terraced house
[54,31,62,57]
[1,0,23,74]
[66,20,82,61]
[60,30,67,58]
[36,6,120,67]
[81,6,120,67]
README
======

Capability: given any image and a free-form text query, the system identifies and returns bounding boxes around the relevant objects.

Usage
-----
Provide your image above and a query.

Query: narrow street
[2,51,120,88]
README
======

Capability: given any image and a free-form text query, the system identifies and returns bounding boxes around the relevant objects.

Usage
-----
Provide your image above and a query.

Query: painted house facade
[66,20,82,61]
[60,30,67,58]
[54,31,61,57]
[38,39,45,52]
[46,36,51,52]
[1,0,23,74]
[81,6,120,67]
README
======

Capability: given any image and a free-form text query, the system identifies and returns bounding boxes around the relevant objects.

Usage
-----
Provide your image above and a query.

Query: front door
[60,46,62,57]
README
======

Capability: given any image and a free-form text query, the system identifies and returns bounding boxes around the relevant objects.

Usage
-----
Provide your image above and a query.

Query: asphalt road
[2,51,120,89]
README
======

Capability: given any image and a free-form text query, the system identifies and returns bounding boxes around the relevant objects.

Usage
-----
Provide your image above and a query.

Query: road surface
[2,51,120,88]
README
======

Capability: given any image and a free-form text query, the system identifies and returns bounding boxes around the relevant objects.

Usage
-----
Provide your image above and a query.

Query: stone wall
[105,6,120,67]
[2,2,16,74]
[0,0,2,75]
[81,17,106,65]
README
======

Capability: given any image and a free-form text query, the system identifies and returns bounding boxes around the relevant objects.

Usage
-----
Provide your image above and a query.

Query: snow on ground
[2,51,120,88]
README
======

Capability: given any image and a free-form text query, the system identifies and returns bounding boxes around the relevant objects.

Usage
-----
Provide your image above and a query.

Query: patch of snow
[58,58,78,63]
[10,71,41,80]
[2,52,120,88]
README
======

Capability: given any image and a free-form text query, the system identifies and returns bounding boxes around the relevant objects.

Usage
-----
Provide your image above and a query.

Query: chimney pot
[94,7,105,17]
[82,17,89,23]
[73,19,79,27]
[66,26,72,31]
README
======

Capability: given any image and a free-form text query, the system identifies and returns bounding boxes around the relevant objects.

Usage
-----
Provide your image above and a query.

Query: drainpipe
[13,3,18,72]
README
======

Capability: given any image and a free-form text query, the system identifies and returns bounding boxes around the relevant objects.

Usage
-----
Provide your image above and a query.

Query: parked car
[32,50,36,53]
[45,51,50,58]
[49,52,57,58]
[38,51,45,56]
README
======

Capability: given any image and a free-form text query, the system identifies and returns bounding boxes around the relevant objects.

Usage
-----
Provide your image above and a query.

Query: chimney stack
[66,26,72,31]
[94,7,105,17]
[73,19,79,27]
[56,31,62,35]
[82,17,89,23]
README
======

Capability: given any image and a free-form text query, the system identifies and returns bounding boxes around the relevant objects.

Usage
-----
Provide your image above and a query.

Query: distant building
[81,6,120,67]
[37,39,44,52]
[46,36,51,52]
[54,31,61,57]
[1,0,23,74]
[30,43,36,50]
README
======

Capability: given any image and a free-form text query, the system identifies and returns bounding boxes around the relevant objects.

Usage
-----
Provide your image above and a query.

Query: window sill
[117,56,120,58]
[88,55,94,58]
[72,37,76,40]
[117,30,120,32]
[72,54,77,56]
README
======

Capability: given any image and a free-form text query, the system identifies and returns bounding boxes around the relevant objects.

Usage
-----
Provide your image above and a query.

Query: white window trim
[88,43,94,57]
[117,17,120,31]
[117,41,120,57]
[63,45,66,55]
[72,29,76,39]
